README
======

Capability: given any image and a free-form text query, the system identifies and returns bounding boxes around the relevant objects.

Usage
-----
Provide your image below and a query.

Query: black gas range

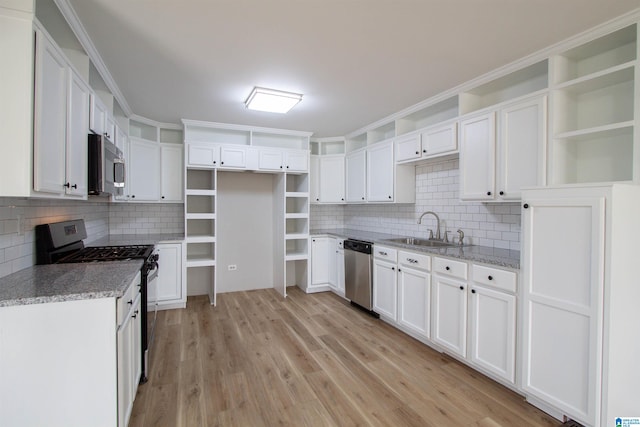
[35,219,158,384]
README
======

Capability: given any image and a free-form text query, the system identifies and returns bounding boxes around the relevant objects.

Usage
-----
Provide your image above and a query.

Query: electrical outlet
[228,264,237,271]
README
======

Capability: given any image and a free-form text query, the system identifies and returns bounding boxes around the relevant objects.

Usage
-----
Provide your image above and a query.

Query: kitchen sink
[384,237,470,248]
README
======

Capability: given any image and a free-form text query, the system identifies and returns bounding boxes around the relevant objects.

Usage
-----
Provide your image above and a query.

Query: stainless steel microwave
[88,133,125,197]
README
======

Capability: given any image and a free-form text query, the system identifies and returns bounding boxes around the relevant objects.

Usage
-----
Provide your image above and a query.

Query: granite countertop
[0,260,144,307]
[311,228,520,269]
[91,233,185,246]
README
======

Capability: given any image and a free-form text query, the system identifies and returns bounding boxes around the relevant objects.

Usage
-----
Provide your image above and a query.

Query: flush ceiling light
[245,87,302,113]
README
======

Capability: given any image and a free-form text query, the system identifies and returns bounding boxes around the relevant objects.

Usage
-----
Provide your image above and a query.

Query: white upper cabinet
[345,149,366,202]
[129,138,161,201]
[258,149,284,171]
[396,120,458,163]
[33,28,67,195]
[498,95,547,200]
[33,27,89,199]
[187,143,219,168]
[65,69,90,198]
[219,145,247,169]
[460,111,496,201]
[366,140,394,202]
[310,155,320,203]
[160,144,183,202]
[89,93,106,138]
[319,155,345,203]
[460,94,547,201]
[284,150,308,172]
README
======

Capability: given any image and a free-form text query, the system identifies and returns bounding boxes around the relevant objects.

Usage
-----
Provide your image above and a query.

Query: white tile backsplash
[312,157,522,250]
[0,197,110,278]
[109,203,184,235]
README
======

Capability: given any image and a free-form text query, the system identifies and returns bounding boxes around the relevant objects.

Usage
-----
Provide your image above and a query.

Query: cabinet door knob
[488,275,493,281]
[280,165,283,169]
[391,267,395,271]
[221,161,224,165]
[523,203,529,209]
[459,286,464,290]
[415,151,419,155]
[471,289,476,294]
[341,198,344,201]
[388,195,392,199]
[487,191,492,196]
[445,266,450,271]
[161,196,165,199]
[286,165,289,169]
[361,197,365,200]
[398,268,401,272]
[131,195,136,198]
[213,161,217,164]
[499,191,504,196]
[422,149,427,153]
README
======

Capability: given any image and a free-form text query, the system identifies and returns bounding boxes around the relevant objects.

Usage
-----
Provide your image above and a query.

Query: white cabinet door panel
[129,138,161,201]
[421,122,457,157]
[220,146,247,168]
[65,69,89,197]
[373,259,397,321]
[311,237,330,286]
[319,156,345,203]
[398,266,430,338]
[432,275,467,357]
[366,141,394,202]
[187,144,219,167]
[346,149,366,202]
[157,243,183,302]
[460,112,496,201]
[396,133,421,162]
[469,285,516,383]
[499,96,546,200]
[160,145,183,202]
[259,150,284,171]
[285,151,308,172]
[33,30,67,194]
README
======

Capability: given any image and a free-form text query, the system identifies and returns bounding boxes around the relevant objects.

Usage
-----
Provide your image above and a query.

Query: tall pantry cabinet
[520,184,640,427]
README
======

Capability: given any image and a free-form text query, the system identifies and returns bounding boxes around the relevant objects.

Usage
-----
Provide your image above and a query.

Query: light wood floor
[129,287,562,427]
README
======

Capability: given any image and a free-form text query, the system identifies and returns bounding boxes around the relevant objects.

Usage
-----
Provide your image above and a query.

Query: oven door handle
[147,266,159,283]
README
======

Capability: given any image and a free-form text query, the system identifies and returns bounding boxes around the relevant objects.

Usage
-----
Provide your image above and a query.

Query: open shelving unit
[283,173,310,292]
[549,23,638,184]
[184,167,217,303]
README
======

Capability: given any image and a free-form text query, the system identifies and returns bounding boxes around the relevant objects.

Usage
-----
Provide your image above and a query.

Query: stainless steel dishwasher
[344,239,376,315]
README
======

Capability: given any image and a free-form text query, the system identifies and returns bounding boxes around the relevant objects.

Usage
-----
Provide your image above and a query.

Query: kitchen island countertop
[311,228,520,269]
[0,260,143,307]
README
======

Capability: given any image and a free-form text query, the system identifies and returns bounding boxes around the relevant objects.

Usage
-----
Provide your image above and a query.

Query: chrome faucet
[417,211,441,240]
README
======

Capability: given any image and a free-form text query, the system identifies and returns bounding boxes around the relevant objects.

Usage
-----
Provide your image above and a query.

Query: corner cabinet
[520,184,640,427]
[128,138,161,201]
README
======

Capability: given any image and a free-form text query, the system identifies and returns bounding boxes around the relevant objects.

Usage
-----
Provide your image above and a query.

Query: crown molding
[53,0,132,117]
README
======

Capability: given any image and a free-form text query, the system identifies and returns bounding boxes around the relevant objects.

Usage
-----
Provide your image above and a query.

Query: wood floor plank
[131,289,562,427]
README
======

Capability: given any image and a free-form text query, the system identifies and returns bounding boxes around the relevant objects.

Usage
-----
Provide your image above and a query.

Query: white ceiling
[67,0,640,137]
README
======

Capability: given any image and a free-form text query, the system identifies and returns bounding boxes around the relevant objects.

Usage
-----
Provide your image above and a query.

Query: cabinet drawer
[117,272,141,326]
[433,257,467,280]
[398,250,430,271]
[471,264,516,293]
[373,245,397,263]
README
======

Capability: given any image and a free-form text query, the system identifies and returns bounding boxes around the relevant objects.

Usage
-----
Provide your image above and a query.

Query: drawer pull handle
[379,251,388,256]
[407,258,418,263]
[127,299,133,305]
[445,266,450,271]
[488,275,493,281]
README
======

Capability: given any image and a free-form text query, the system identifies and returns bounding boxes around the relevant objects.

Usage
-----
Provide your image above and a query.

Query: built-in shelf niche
[285,238,309,259]
[552,126,634,184]
[252,132,309,150]
[552,24,637,85]
[345,133,367,153]
[311,138,345,156]
[367,122,395,145]
[285,173,309,193]
[185,195,215,214]
[286,197,309,215]
[160,128,183,144]
[395,96,459,135]
[186,242,216,265]
[184,124,250,145]
[186,169,215,191]
[129,119,157,141]
[186,218,215,237]
[553,66,635,134]
[286,217,309,236]
[460,60,549,115]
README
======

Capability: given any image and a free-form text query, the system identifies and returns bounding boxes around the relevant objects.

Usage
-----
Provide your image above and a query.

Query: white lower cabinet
[0,272,142,427]
[468,269,517,383]
[397,266,431,339]
[156,242,186,309]
[431,273,468,358]
[372,245,398,321]
[310,236,331,292]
